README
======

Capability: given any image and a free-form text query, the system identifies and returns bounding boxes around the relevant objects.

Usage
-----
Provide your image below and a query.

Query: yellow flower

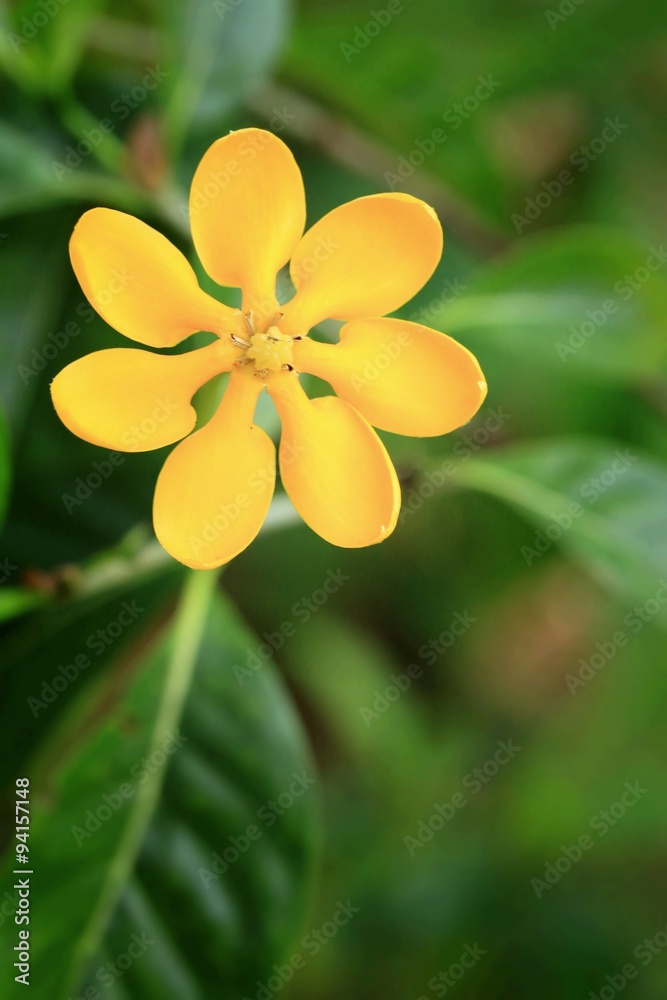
[51,128,487,569]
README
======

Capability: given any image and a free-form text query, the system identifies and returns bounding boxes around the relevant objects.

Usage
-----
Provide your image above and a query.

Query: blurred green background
[1,0,667,997]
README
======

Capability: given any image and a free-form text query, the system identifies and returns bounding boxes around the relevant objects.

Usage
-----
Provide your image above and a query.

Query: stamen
[244,311,256,335]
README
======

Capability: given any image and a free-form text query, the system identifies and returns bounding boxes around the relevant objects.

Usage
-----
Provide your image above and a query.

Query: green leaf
[0,550,183,782]
[0,573,318,999]
[442,228,667,382]
[161,0,290,152]
[0,116,147,222]
[455,438,667,611]
[285,0,659,226]
[0,213,73,429]
[0,586,49,622]
[0,0,106,94]
[3,278,172,563]
[41,0,107,94]
[0,122,67,216]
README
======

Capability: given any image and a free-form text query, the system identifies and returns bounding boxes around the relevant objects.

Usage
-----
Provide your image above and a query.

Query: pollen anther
[245,325,294,374]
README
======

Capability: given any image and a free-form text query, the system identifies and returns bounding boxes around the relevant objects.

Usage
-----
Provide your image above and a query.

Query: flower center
[231,311,297,378]
[246,326,294,374]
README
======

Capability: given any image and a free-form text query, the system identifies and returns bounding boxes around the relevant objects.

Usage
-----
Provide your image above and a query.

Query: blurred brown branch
[246,81,511,259]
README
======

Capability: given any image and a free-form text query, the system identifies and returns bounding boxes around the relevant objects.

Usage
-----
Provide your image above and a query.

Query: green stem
[0,43,38,92]
[441,292,590,333]
[454,459,570,517]
[453,457,637,559]
[64,567,220,994]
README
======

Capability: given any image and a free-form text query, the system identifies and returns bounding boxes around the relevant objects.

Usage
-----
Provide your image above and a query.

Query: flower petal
[153,367,275,568]
[51,342,234,452]
[189,129,306,318]
[280,194,443,335]
[70,208,234,348]
[294,319,487,436]
[269,373,400,547]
